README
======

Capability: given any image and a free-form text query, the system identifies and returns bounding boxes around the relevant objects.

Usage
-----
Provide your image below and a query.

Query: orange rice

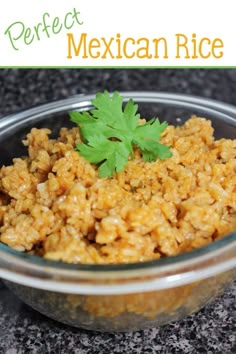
[0,116,235,264]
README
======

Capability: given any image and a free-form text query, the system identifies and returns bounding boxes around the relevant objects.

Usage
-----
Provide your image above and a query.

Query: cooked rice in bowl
[0,115,235,264]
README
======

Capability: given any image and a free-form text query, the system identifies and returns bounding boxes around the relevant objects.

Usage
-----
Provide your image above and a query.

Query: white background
[0,0,234,67]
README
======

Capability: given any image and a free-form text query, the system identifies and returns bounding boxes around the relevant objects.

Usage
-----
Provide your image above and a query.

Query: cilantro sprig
[69,91,172,177]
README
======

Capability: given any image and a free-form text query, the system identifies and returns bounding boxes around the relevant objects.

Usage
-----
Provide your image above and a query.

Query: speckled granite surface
[0,282,235,354]
[0,69,235,353]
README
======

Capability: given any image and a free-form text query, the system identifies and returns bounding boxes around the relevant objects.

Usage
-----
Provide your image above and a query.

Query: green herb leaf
[69,91,172,177]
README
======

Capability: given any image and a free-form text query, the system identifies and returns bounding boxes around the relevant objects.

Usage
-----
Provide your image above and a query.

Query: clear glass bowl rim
[0,91,235,294]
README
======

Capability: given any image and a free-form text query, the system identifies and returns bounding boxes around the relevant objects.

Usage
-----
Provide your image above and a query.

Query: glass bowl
[0,92,235,332]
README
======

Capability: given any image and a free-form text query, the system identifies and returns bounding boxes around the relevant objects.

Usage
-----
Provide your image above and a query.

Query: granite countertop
[0,69,235,354]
